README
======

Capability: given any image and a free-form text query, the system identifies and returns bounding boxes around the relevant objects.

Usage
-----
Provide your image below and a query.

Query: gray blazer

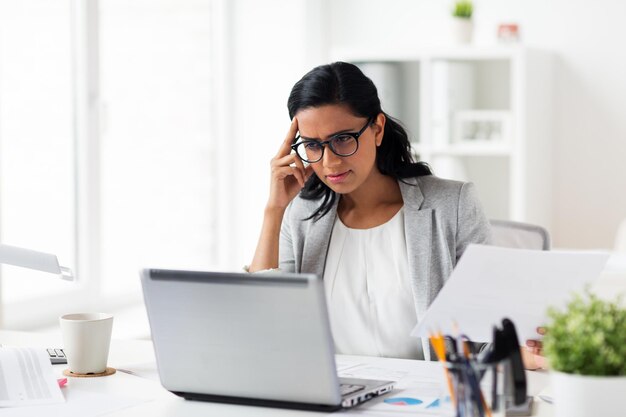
[279,175,492,359]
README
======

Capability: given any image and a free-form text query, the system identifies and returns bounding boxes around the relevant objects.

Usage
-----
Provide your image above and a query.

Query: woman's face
[295,104,384,195]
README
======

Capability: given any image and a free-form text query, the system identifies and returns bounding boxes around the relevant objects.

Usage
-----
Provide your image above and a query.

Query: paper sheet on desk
[1,388,147,417]
[339,360,452,415]
[0,347,64,407]
[411,245,610,342]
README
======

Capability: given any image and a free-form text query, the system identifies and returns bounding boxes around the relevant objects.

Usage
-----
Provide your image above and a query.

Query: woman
[249,62,544,366]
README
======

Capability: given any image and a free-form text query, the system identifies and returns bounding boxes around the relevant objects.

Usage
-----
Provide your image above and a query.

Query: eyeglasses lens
[296,135,357,163]
[296,142,322,162]
[331,135,357,156]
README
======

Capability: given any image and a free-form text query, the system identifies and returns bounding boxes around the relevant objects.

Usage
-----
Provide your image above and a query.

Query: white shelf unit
[333,46,553,230]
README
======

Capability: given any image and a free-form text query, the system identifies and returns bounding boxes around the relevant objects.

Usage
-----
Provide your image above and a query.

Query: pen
[459,334,491,417]
[430,331,456,406]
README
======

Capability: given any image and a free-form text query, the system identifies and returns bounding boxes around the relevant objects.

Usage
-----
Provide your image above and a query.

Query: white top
[323,207,422,359]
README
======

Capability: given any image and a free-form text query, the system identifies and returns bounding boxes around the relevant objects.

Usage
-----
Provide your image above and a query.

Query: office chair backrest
[489,220,551,251]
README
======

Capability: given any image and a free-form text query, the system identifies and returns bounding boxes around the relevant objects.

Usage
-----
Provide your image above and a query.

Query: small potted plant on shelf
[543,289,626,417]
[451,1,473,44]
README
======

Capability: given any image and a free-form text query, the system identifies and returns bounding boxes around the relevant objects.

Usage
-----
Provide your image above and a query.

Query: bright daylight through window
[0,0,215,330]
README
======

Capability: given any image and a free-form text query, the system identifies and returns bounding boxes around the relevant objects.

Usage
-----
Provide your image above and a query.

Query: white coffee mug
[60,313,113,374]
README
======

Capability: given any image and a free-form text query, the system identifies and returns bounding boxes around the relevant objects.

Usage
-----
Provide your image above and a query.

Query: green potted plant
[451,1,474,44]
[543,289,626,417]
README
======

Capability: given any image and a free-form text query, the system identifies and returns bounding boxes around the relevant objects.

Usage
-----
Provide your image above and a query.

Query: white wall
[225,0,329,267]
[329,0,626,249]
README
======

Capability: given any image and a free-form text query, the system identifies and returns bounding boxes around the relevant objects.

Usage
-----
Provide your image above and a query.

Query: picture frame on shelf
[452,110,512,146]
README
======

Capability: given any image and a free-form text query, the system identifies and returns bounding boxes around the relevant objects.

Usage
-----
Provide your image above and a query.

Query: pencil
[429,331,456,406]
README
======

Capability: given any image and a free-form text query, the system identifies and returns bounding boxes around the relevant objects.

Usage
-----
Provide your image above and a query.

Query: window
[0,1,75,305]
[0,0,217,329]
[99,0,215,297]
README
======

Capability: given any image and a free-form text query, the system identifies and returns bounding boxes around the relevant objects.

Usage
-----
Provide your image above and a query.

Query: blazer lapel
[300,199,338,278]
[400,179,435,359]
[400,178,433,319]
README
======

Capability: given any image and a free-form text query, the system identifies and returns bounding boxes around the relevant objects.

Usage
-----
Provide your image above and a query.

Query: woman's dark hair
[287,61,431,220]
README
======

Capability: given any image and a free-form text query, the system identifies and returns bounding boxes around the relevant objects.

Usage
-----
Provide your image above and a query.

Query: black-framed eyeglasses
[290,118,373,163]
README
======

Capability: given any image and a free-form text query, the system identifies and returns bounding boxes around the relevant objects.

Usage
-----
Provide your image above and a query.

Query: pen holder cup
[444,360,506,417]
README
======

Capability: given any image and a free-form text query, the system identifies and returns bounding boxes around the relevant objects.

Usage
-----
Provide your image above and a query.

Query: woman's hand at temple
[249,118,312,272]
[267,118,313,210]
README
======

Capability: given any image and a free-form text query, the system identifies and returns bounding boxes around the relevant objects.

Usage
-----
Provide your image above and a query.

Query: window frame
[0,0,232,330]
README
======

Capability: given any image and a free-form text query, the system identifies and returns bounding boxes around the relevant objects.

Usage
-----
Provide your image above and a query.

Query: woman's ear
[373,113,386,147]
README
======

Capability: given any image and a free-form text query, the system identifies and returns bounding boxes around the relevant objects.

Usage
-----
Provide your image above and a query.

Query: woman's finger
[272,164,296,179]
[521,346,548,370]
[526,339,542,347]
[304,164,314,182]
[275,118,299,158]
[533,354,548,369]
[292,150,305,170]
[291,151,309,183]
[291,166,305,187]
[271,153,299,169]
[271,165,305,187]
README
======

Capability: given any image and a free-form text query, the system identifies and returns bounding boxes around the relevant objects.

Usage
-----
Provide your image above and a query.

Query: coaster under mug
[63,367,117,378]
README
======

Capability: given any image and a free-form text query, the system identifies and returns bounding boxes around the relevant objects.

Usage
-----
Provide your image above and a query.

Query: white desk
[4,254,624,416]
[1,330,555,417]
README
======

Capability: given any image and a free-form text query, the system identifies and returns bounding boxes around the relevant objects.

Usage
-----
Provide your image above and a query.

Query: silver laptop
[140,269,394,411]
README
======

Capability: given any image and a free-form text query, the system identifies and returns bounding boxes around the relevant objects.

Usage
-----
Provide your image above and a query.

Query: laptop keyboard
[340,384,365,396]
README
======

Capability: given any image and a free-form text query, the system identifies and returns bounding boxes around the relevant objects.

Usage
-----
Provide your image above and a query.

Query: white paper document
[0,347,65,407]
[1,388,148,417]
[411,245,610,342]
[338,358,452,415]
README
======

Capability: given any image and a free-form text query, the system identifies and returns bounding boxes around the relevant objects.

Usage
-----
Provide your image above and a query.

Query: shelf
[347,47,553,228]
[420,143,513,157]
[332,45,525,63]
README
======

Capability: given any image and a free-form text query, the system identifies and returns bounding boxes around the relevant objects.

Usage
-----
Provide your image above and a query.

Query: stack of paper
[0,347,64,407]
